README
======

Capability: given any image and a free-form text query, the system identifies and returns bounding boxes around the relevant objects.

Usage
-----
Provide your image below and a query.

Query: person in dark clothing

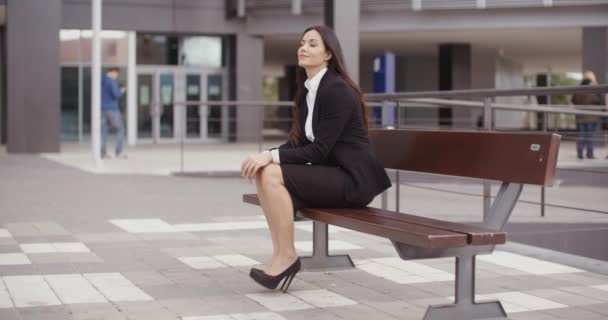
[571,74,603,159]
[101,67,126,159]
[240,26,391,292]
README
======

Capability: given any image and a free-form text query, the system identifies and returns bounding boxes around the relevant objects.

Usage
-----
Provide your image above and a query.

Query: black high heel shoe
[249,257,301,293]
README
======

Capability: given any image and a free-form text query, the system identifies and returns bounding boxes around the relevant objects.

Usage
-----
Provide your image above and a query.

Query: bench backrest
[369,129,560,187]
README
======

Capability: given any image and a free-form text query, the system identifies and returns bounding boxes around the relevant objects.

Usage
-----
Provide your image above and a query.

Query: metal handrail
[365,84,608,100]
[173,84,608,219]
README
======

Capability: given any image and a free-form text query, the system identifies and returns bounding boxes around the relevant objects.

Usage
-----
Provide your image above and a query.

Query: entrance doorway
[136,66,227,143]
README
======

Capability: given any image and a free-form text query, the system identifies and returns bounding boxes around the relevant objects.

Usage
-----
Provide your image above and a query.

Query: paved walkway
[0,141,607,319]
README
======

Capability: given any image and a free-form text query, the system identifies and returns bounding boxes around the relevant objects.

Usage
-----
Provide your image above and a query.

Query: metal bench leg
[423,253,507,320]
[300,220,355,271]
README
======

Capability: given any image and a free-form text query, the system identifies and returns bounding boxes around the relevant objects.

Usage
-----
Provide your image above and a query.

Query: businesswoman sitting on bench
[241,25,391,292]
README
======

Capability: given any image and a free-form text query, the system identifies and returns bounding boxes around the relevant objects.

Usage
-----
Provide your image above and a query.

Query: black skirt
[280,163,361,214]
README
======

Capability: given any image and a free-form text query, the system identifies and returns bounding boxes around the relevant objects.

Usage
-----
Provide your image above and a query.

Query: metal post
[482,97,492,220]
[127,31,137,146]
[258,104,263,153]
[541,111,548,217]
[395,170,400,212]
[91,0,102,166]
[180,105,185,173]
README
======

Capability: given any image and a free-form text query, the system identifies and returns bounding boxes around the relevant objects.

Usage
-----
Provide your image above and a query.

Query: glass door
[137,73,154,139]
[185,73,203,139]
[158,73,175,140]
[206,74,224,140]
[136,67,226,143]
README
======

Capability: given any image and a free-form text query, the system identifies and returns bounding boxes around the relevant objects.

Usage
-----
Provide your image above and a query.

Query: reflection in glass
[159,74,174,138]
[137,34,179,65]
[181,37,222,68]
[61,67,79,141]
[186,75,201,138]
[137,74,153,138]
[207,75,223,137]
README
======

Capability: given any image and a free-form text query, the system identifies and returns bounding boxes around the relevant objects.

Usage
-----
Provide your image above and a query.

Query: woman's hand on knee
[241,152,273,183]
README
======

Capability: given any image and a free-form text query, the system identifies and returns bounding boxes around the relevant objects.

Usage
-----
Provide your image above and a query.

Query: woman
[571,71,603,159]
[240,26,391,292]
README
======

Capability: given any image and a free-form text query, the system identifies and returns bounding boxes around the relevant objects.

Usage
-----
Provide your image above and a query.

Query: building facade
[1,0,607,153]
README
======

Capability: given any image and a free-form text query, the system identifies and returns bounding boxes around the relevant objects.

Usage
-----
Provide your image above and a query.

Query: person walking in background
[101,67,127,159]
[571,70,603,160]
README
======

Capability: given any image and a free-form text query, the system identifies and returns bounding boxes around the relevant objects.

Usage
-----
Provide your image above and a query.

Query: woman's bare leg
[258,164,297,275]
[255,168,279,267]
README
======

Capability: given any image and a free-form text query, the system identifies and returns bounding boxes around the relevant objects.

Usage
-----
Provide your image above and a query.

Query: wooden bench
[243,129,560,320]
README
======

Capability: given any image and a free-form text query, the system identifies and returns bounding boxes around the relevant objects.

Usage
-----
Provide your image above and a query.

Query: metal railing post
[541,111,548,217]
[180,104,185,173]
[482,97,493,220]
[258,104,263,153]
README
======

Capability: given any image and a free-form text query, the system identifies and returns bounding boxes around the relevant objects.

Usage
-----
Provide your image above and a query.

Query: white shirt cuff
[270,149,280,164]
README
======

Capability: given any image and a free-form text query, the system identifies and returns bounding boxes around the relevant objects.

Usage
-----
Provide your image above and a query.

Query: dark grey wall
[0,26,5,145]
[583,27,608,84]
[7,0,61,153]
[439,44,471,127]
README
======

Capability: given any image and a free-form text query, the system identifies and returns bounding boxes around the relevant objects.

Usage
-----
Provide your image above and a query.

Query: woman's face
[298,29,332,69]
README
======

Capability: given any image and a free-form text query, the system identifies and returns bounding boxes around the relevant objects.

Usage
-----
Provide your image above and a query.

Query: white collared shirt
[269,67,328,163]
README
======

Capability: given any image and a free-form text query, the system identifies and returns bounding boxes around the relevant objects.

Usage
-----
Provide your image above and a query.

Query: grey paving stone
[545,272,607,286]
[0,264,41,275]
[32,222,71,236]
[69,303,126,320]
[0,238,18,246]
[122,271,174,287]
[4,223,41,237]
[559,286,608,302]
[0,244,20,253]
[74,232,139,244]
[157,298,221,318]
[0,309,21,320]
[142,284,208,300]
[542,305,606,319]
[509,310,567,320]
[324,304,400,320]
[491,274,579,291]
[525,288,606,306]
[280,308,343,320]
[113,301,179,320]
[18,305,72,320]
[364,300,427,320]
[579,303,608,316]
[135,233,199,241]
[34,263,77,274]
[327,285,397,304]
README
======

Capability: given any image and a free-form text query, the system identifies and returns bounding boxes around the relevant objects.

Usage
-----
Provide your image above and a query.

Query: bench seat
[243,194,505,249]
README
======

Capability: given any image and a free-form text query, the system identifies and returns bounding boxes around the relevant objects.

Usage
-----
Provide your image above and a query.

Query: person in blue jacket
[101,67,126,158]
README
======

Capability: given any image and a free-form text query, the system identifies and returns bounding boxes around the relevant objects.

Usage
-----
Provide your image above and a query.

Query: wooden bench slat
[244,194,468,249]
[344,207,506,246]
[302,208,468,249]
[243,194,504,246]
[369,129,560,187]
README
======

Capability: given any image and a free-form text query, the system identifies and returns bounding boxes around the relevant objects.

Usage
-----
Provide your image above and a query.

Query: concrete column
[325,0,360,83]
[582,27,608,84]
[438,44,471,127]
[236,34,264,142]
[6,0,61,153]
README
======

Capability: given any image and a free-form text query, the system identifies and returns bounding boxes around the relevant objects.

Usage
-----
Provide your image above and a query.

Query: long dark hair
[288,25,369,145]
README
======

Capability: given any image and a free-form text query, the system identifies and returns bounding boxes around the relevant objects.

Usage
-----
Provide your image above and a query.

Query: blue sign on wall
[372,52,396,127]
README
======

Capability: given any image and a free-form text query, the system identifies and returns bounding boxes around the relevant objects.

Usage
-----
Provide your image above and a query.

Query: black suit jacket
[276,70,391,206]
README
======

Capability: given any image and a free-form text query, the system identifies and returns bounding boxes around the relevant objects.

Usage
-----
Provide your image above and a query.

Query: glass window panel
[207,74,223,137]
[181,36,222,68]
[61,67,79,141]
[137,34,179,65]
